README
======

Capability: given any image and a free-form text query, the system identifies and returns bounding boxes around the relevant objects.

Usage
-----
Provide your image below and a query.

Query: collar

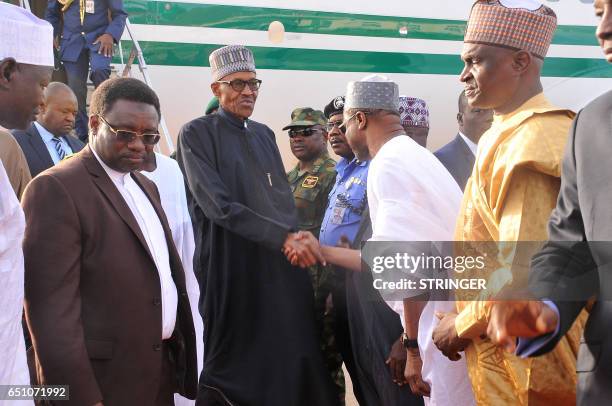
[494,93,556,124]
[34,121,62,143]
[458,131,478,156]
[90,145,130,186]
[295,153,331,176]
[218,106,249,129]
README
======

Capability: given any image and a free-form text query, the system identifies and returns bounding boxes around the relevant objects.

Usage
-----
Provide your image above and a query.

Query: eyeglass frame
[215,78,263,92]
[338,111,369,130]
[325,120,346,134]
[97,115,161,146]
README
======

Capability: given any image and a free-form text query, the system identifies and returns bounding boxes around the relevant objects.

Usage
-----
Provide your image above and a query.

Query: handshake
[282,231,326,268]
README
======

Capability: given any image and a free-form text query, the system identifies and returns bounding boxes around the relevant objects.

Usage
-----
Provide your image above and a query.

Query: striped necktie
[52,137,66,161]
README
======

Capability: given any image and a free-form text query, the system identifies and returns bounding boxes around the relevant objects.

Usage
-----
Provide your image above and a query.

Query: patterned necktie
[52,137,66,161]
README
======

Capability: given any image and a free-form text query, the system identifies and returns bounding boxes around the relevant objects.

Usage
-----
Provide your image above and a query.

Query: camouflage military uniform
[287,154,345,401]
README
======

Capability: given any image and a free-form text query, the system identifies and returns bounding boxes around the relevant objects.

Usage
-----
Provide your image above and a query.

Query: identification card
[85,0,95,14]
[331,206,346,225]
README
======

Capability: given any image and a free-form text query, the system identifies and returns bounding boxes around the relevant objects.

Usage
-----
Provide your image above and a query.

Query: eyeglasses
[338,112,363,130]
[216,79,262,92]
[288,128,323,138]
[325,121,346,134]
[98,115,161,146]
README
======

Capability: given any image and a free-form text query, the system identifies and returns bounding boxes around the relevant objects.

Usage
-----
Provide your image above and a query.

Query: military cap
[324,96,345,119]
[205,96,219,115]
[283,108,327,130]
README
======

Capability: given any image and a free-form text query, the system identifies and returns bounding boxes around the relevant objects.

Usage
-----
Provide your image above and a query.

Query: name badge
[302,176,319,189]
[85,0,95,14]
[331,206,346,225]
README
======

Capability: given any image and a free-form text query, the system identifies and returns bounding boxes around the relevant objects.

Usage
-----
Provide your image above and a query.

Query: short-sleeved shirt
[287,154,336,238]
[319,157,369,247]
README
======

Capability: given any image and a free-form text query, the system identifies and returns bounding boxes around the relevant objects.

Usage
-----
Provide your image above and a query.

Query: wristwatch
[401,333,419,349]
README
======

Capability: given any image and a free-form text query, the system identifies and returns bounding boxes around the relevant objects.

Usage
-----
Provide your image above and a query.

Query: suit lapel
[456,134,476,172]
[64,136,77,152]
[28,124,55,169]
[81,147,156,264]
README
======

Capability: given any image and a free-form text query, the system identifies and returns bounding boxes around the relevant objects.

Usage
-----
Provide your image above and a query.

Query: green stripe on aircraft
[126,1,598,46]
[120,40,612,78]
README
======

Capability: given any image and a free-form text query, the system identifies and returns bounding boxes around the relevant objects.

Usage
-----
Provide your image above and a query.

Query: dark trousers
[63,47,111,142]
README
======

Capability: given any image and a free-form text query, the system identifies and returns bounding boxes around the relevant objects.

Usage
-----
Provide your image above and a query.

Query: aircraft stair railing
[118,19,174,153]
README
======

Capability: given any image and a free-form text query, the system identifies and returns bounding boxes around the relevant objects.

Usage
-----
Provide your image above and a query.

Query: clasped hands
[282,231,326,268]
[432,300,559,362]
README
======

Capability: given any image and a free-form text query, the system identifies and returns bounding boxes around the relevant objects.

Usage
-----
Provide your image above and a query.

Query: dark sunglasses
[288,128,323,138]
[98,115,161,146]
[216,78,262,92]
[325,121,346,134]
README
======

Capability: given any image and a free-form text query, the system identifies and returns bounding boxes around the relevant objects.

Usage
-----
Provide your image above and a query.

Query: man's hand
[337,235,351,249]
[94,33,114,58]
[54,36,60,50]
[487,301,558,353]
[385,337,407,386]
[432,312,470,361]
[404,349,430,397]
[282,231,325,268]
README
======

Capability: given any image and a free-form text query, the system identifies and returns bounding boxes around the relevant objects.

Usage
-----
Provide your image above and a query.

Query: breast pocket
[338,183,367,223]
[294,187,322,228]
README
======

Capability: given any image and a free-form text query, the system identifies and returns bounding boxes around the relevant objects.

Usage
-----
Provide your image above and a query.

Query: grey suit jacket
[12,123,85,178]
[434,134,475,191]
[528,90,612,406]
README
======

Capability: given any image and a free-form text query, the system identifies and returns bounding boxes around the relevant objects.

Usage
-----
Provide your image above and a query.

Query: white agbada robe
[0,161,31,405]
[142,153,203,406]
[367,135,474,406]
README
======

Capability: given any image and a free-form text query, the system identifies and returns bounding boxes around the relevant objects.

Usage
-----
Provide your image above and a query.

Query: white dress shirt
[143,153,203,406]
[0,161,31,402]
[367,135,475,406]
[91,147,178,339]
[34,122,73,164]
[459,131,478,156]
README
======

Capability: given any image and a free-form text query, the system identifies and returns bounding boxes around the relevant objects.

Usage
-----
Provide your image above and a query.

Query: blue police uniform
[46,0,127,141]
[319,157,369,247]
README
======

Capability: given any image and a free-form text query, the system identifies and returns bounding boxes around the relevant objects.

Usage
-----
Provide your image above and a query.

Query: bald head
[38,81,78,137]
[44,82,77,105]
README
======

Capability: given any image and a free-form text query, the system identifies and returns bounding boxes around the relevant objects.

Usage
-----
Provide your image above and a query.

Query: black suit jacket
[528,90,612,405]
[12,123,85,178]
[22,146,197,405]
[434,134,476,190]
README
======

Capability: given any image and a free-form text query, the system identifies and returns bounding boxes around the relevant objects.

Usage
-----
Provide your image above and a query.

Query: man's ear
[512,50,532,75]
[457,112,464,126]
[357,111,368,130]
[89,114,100,138]
[0,58,17,90]
[38,101,47,117]
[211,82,221,98]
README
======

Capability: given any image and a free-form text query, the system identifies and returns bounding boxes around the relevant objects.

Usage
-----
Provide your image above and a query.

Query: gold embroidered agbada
[454,93,586,405]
